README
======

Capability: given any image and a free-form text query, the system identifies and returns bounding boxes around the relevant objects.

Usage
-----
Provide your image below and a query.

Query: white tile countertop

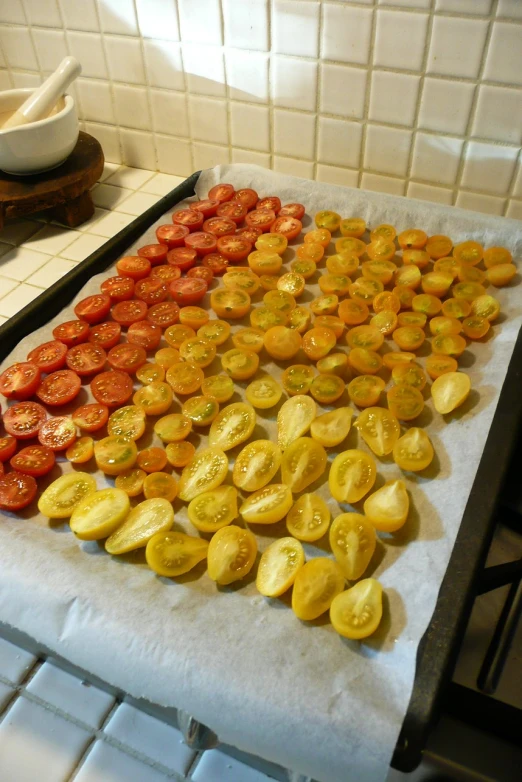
[0,164,292,782]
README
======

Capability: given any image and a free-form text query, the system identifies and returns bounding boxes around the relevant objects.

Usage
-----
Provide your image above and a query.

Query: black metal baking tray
[1,170,521,773]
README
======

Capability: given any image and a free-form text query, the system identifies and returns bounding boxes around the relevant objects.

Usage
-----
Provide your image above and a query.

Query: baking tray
[1,170,521,773]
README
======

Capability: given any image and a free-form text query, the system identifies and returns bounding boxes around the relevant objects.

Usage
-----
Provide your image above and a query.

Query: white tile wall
[1,0,521,217]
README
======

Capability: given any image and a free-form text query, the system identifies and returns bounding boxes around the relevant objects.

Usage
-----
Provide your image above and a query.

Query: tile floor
[0,164,283,782]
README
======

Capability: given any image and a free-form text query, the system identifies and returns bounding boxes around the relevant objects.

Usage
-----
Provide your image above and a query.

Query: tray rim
[0,170,520,773]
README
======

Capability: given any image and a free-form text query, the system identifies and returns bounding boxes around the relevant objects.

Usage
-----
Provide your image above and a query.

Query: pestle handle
[2,57,82,130]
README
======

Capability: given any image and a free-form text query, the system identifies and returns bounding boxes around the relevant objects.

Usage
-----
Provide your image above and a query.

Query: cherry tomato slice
[27,340,67,374]
[127,321,162,351]
[74,293,111,325]
[137,243,168,265]
[3,401,47,440]
[0,362,41,400]
[202,217,236,238]
[202,253,229,275]
[0,472,37,511]
[191,198,220,218]
[169,277,207,305]
[136,446,168,473]
[279,203,305,219]
[134,277,168,305]
[172,208,204,231]
[116,256,151,281]
[111,299,148,327]
[100,275,135,302]
[0,435,17,462]
[216,235,252,262]
[232,188,258,210]
[36,369,81,407]
[72,403,109,432]
[257,196,281,213]
[91,370,134,407]
[187,266,214,284]
[10,444,55,477]
[271,216,302,240]
[167,246,198,271]
[38,416,77,451]
[208,183,235,203]
[245,209,276,232]
[66,343,107,376]
[216,201,247,224]
[150,265,181,283]
[52,320,90,347]
[88,322,121,350]
[184,231,218,256]
[108,344,147,374]
[147,301,180,328]
[155,223,189,248]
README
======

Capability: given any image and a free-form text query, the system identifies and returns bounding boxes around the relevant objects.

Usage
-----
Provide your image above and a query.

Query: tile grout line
[357,1,377,190]
[131,0,160,174]
[174,12,196,175]
[403,0,436,199]
[92,0,124,166]
[452,0,501,209]
[311,0,323,183]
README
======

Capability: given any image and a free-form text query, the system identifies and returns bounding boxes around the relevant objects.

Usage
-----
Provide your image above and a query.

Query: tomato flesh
[111,299,148,327]
[0,362,41,400]
[108,344,147,374]
[38,416,77,451]
[101,275,135,302]
[74,293,111,325]
[10,445,55,477]
[91,370,134,407]
[0,472,37,511]
[3,401,47,439]
[169,278,207,305]
[66,343,107,376]
[52,320,90,347]
[0,435,17,462]
[88,322,121,350]
[27,341,67,373]
[137,244,168,265]
[156,223,189,248]
[116,255,151,280]
[72,403,109,432]
[36,369,81,407]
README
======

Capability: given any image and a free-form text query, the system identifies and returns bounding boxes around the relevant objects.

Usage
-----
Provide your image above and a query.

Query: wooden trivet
[0,131,104,230]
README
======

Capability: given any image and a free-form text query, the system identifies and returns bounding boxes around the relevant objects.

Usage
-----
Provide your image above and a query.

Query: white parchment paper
[1,164,522,782]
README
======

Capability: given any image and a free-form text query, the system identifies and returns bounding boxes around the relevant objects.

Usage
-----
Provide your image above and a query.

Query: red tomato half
[147,301,180,327]
[0,472,37,511]
[208,184,235,203]
[127,321,162,351]
[116,256,151,281]
[151,265,181,283]
[66,343,107,376]
[233,188,258,211]
[156,224,189,248]
[72,403,109,432]
[202,253,229,275]
[167,247,198,271]
[0,362,41,400]
[172,209,204,231]
[245,209,276,232]
[271,216,302,240]
[184,232,218,257]
[202,217,236,238]
[88,322,121,351]
[216,201,247,224]
[169,278,207,305]
[0,435,17,462]
[137,244,168,265]
[111,300,148,327]
[27,341,67,374]
[11,445,55,477]
[134,277,168,305]
[52,320,90,347]
[216,235,252,262]
[192,199,220,218]
[74,293,111,325]
[236,226,262,244]
[3,401,47,440]
[107,344,147,374]
[187,266,213,284]
[257,196,281,213]
[36,370,81,407]
[279,203,305,220]
[38,417,77,451]
[91,371,134,407]
[100,276,135,303]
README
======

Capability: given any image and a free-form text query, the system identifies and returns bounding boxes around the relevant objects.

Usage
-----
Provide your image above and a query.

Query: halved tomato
[3,401,47,439]
[88,322,121,350]
[187,265,214,284]
[36,370,81,407]
[107,344,147,374]
[100,276,135,302]
[156,223,189,248]
[27,341,67,374]
[146,301,180,328]
[208,183,235,203]
[271,216,302,240]
[91,370,134,407]
[10,444,55,477]
[0,472,37,511]
[52,320,90,348]
[191,198,220,217]
[134,277,168,305]
[66,343,106,376]
[232,188,258,210]
[0,362,41,400]
[0,435,17,462]
[202,252,229,275]
[167,246,198,271]
[73,293,111,325]
[172,208,204,231]
[137,243,168,265]
[169,277,207,305]
[257,196,281,213]
[245,209,276,232]
[38,416,77,451]
[202,217,236,237]
[184,231,218,256]
[111,299,148,327]
[116,256,151,280]
[127,321,162,351]
[279,203,305,219]
[217,235,252,262]
[72,403,109,432]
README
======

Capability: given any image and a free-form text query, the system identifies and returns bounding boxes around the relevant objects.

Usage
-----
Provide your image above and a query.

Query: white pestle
[2,57,82,130]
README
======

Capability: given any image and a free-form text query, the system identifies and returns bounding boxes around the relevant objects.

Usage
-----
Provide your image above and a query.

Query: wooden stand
[0,131,104,230]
